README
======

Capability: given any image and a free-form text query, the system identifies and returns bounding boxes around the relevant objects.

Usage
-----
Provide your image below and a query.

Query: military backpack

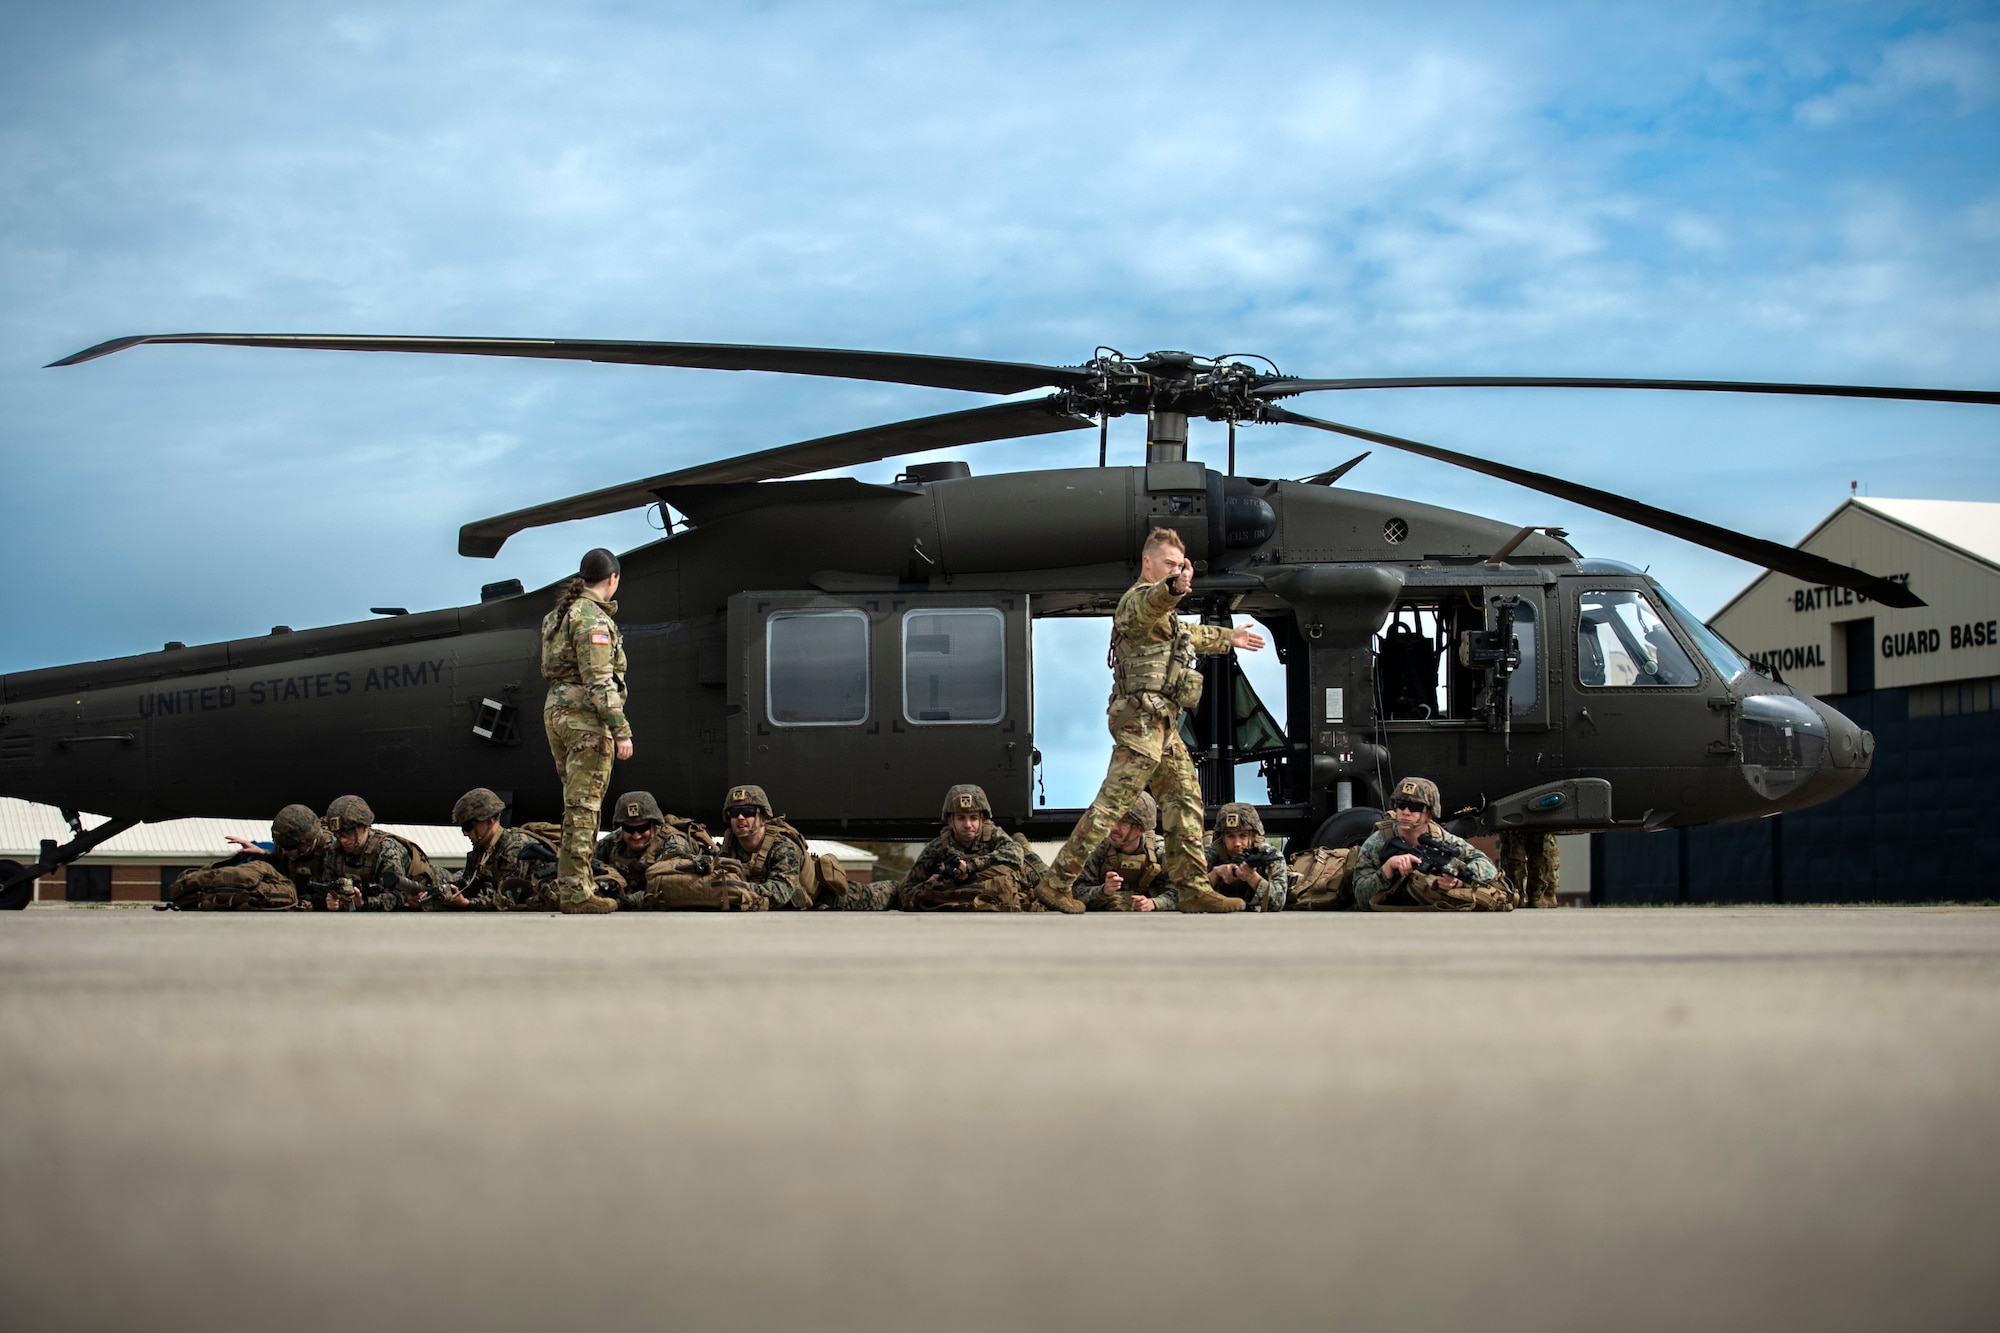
[162,857,300,911]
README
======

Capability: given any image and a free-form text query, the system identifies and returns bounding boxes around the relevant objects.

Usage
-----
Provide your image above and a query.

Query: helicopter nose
[1789,698,1874,807]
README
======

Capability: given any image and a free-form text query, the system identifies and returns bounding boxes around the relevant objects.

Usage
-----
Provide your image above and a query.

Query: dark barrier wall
[1597,688,2000,903]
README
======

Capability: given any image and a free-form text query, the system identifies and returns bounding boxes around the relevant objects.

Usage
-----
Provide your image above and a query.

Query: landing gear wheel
[0,860,32,911]
[1310,807,1383,850]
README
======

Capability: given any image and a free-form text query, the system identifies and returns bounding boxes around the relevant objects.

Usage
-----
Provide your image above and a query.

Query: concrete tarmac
[2,906,1996,1331]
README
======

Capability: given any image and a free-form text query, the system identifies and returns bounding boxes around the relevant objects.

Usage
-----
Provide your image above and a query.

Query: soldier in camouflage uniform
[439,787,546,910]
[715,784,892,911]
[1351,777,1511,911]
[228,803,333,909]
[1040,527,1268,914]
[595,791,696,907]
[1075,791,1169,912]
[1203,802,1289,912]
[316,794,420,911]
[895,785,1032,912]
[541,548,628,914]
[1497,829,1561,908]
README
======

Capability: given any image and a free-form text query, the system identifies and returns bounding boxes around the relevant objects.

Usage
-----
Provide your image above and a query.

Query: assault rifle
[1380,833,1471,883]
[935,849,974,882]
[1210,842,1281,900]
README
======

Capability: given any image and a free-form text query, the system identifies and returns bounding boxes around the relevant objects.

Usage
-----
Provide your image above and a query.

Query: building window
[1577,590,1701,688]
[902,608,1006,724]
[66,865,112,902]
[766,609,870,726]
[1908,676,1999,719]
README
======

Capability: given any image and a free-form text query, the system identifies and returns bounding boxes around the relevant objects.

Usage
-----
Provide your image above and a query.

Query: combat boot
[1032,876,1086,915]
[1175,882,1246,914]
[559,892,618,914]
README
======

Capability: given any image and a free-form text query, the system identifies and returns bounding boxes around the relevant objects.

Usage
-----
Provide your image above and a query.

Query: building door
[727,590,1035,824]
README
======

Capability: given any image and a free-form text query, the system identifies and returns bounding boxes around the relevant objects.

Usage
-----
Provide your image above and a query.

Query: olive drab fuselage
[0,465,1878,842]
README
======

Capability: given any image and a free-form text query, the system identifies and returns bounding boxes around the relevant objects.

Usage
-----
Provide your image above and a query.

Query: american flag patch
[590,631,611,645]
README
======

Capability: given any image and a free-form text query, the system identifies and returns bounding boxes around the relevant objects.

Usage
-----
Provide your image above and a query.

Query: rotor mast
[1145,410,1188,464]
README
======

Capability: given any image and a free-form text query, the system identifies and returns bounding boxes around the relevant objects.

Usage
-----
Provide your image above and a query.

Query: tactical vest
[1109,584,1204,712]
[1099,841,1164,896]
[331,829,436,890]
[726,817,851,906]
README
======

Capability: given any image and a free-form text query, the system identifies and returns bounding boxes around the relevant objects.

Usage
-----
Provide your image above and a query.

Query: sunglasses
[620,824,653,835]
[1392,799,1430,813]
[725,807,762,820]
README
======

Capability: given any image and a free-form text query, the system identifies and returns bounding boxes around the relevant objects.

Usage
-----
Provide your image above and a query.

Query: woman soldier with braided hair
[541,548,630,914]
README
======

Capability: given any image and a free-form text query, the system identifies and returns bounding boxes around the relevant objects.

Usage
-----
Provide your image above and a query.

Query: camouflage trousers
[545,702,615,907]
[1498,830,1561,908]
[1045,700,1204,894]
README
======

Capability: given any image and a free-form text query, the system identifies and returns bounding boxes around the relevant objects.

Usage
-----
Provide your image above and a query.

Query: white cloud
[1797,23,2000,125]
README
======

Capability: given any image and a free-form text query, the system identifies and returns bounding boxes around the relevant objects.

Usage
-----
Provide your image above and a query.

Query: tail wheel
[0,860,32,911]
[1310,807,1383,850]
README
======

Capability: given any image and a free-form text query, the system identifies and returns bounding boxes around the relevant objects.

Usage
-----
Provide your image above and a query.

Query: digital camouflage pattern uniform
[595,827,696,906]
[1202,803,1290,911]
[542,588,629,908]
[1202,835,1289,912]
[1043,572,1241,911]
[457,826,552,910]
[720,821,824,909]
[1351,778,1506,911]
[895,822,1030,912]
[315,829,416,911]
[1075,830,1168,910]
[253,804,331,910]
[1498,829,1561,908]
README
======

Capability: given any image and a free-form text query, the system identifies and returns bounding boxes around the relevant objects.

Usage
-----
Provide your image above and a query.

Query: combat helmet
[1215,802,1265,836]
[271,803,324,850]
[451,788,506,827]
[723,784,772,817]
[324,794,376,831]
[941,783,992,820]
[1391,776,1442,818]
[612,791,665,827]
[1121,791,1159,832]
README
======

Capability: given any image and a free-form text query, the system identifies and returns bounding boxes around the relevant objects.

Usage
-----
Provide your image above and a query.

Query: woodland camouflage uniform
[896,821,1031,912]
[1042,570,1241,911]
[542,587,629,908]
[1498,829,1561,908]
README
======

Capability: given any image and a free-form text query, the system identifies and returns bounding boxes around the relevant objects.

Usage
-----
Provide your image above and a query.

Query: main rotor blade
[458,396,1092,557]
[1255,375,2000,407]
[1263,403,1926,609]
[49,333,1092,396]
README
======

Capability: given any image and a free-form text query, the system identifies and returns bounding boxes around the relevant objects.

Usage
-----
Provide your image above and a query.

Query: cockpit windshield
[1649,582,1748,686]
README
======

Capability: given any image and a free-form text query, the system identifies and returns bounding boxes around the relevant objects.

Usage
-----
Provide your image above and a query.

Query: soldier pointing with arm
[1038,527,1267,914]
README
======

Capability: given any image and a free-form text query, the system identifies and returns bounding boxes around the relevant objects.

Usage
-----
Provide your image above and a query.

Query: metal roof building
[1595,497,2000,904]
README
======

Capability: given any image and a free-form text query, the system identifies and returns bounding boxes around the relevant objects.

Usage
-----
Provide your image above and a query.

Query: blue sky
[3,1,1996,806]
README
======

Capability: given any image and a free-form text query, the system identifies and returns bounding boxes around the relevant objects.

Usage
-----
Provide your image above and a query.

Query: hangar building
[1593,497,2000,903]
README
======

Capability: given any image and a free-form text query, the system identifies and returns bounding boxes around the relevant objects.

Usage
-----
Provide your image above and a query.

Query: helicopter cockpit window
[1577,590,1701,688]
[902,608,1005,724]
[767,609,870,726]
[1649,581,1749,686]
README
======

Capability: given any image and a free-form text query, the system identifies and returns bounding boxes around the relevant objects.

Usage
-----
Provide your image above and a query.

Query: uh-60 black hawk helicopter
[3,330,1993,907]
